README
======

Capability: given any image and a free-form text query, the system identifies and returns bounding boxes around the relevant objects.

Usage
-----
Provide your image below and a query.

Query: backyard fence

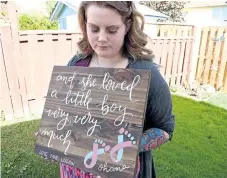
[145,22,194,37]
[195,27,227,92]
[147,37,194,87]
[1,2,226,121]
[1,26,194,120]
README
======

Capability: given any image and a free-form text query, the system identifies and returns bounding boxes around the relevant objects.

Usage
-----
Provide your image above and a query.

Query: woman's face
[86,4,127,58]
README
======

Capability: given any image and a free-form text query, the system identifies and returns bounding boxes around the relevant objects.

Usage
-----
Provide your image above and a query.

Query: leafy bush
[19,14,58,30]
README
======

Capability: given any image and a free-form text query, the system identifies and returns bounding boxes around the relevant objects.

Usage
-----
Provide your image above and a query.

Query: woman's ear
[125,20,132,35]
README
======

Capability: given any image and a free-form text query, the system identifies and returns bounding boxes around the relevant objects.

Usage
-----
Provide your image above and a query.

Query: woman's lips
[98,46,109,49]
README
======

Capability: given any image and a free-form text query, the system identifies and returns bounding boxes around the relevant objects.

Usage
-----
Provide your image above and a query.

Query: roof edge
[50,1,78,21]
[50,1,64,21]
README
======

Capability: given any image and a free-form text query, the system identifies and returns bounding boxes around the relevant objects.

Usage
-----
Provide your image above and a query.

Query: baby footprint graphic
[119,127,137,145]
[95,139,111,152]
[110,127,136,162]
[84,139,110,169]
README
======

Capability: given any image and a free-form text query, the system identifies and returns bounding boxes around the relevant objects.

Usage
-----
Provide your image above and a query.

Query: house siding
[58,5,78,30]
[59,18,67,29]
[183,7,213,25]
[184,5,227,25]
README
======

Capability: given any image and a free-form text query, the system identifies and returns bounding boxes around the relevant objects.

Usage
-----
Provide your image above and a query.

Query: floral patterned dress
[60,163,101,178]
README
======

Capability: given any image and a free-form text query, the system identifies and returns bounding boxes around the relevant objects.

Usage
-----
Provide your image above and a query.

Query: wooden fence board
[71,33,80,55]
[170,40,180,86]
[165,40,175,85]
[159,39,169,77]
[155,39,163,65]
[33,36,46,115]
[224,65,227,93]
[176,39,186,87]
[203,28,216,84]
[26,34,37,99]
[196,28,209,81]
[58,34,66,64]
[151,39,157,58]
[181,40,192,83]
[8,1,31,119]
[217,29,227,90]
[210,28,223,86]
[0,34,14,120]
[56,34,73,65]
[1,26,24,118]
[42,34,56,97]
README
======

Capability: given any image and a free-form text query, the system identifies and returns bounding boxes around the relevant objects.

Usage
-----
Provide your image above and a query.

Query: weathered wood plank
[0,33,14,120]
[1,26,24,118]
[210,28,223,86]
[203,28,216,84]
[224,65,227,93]
[159,39,168,77]
[35,66,151,178]
[181,40,192,83]
[176,39,186,87]
[196,28,208,81]
[170,39,180,86]
[217,28,227,90]
[165,40,175,85]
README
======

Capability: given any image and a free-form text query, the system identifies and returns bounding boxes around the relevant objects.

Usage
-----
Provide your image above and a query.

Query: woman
[60,1,175,178]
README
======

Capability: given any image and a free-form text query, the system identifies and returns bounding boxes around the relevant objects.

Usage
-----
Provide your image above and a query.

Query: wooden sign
[35,66,151,178]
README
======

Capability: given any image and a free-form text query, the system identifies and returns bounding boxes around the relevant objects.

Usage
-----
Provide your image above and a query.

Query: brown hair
[77,1,154,60]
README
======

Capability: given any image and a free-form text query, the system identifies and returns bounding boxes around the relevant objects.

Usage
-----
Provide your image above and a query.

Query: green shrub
[19,14,58,30]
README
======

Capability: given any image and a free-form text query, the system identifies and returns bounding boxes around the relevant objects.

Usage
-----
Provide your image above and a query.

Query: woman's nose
[98,30,107,42]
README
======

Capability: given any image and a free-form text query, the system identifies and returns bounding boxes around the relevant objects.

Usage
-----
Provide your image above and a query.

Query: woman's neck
[93,53,127,68]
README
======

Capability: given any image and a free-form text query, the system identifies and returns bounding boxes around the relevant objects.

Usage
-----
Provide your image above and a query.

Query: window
[212,6,227,21]
[59,18,67,29]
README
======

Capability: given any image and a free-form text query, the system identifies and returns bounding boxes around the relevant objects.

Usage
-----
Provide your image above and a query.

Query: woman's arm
[139,128,170,152]
[137,62,175,152]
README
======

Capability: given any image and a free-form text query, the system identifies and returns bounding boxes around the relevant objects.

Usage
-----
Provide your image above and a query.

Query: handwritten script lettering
[47,107,68,119]
[98,162,130,172]
[62,89,92,110]
[39,150,48,159]
[46,108,69,131]
[99,94,133,126]
[50,154,59,161]
[56,72,77,89]
[51,90,58,99]
[100,72,140,102]
[61,157,75,166]
[79,74,96,91]
[73,112,101,136]
[41,129,72,155]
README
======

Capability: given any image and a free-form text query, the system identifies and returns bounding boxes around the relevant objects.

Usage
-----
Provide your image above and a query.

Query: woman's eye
[108,30,117,34]
[91,29,99,33]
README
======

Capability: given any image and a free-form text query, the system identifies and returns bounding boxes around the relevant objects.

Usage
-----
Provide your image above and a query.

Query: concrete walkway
[205,93,227,110]
[172,92,227,111]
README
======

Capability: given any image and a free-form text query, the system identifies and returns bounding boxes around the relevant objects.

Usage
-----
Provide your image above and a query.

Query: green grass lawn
[1,95,227,178]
